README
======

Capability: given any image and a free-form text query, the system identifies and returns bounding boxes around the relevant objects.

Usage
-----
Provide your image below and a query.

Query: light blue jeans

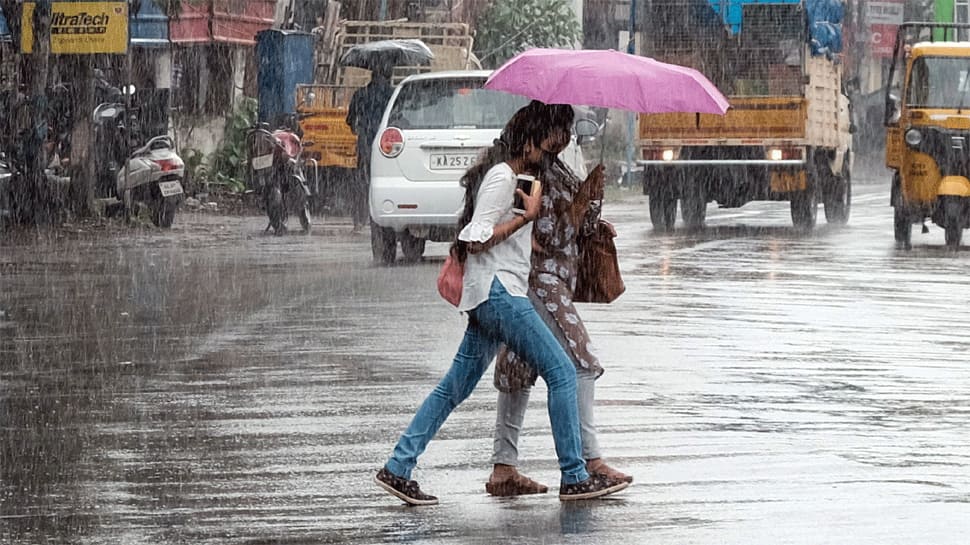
[385,278,590,484]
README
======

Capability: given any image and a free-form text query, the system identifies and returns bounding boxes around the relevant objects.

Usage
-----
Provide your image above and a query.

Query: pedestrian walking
[486,104,632,496]
[374,102,630,505]
[346,66,394,233]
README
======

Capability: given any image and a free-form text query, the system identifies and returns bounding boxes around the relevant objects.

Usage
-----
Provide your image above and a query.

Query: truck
[295,19,479,211]
[638,0,853,231]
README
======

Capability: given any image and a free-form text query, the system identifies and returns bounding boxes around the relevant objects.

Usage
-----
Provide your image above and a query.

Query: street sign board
[21,2,128,54]
[868,0,905,58]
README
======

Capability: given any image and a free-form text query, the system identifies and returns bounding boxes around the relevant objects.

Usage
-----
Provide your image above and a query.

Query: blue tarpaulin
[806,0,844,57]
[704,0,844,57]
[1,8,10,41]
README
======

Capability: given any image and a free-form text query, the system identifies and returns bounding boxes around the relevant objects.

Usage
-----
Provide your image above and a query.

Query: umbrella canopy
[485,48,730,115]
[339,39,435,72]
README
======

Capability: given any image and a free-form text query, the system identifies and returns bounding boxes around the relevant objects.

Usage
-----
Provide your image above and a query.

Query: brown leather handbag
[574,219,625,304]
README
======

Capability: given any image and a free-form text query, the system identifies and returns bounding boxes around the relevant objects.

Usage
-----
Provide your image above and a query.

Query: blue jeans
[385,278,590,484]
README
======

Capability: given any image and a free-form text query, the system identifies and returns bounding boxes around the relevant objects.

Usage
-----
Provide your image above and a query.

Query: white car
[369,70,592,265]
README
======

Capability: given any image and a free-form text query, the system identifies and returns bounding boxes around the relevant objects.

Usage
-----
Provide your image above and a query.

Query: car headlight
[905,129,923,147]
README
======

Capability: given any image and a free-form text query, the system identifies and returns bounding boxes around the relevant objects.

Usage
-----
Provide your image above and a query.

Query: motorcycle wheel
[152,195,178,228]
[299,201,311,234]
[265,186,285,235]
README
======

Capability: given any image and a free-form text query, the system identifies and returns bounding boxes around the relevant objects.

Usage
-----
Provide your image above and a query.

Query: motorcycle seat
[273,131,302,159]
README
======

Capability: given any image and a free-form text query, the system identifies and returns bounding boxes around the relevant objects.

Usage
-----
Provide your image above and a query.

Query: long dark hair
[452,101,567,262]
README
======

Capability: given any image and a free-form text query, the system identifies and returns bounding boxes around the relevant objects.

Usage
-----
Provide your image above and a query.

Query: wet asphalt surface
[2,174,969,544]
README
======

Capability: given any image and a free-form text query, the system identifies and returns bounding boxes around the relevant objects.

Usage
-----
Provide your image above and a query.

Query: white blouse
[456,162,533,312]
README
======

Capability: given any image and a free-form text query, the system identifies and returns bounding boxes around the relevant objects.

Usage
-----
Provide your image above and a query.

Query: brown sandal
[485,473,549,496]
[586,460,633,484]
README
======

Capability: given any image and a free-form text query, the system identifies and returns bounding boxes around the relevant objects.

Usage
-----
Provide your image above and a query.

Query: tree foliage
[475,0,582,69]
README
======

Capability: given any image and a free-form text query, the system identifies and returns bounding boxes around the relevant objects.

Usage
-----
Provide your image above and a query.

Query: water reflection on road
[2,181,968,544]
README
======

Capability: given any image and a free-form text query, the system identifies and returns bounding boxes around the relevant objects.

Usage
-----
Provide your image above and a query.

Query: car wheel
[400,231,426,263]
[371,220,397,265]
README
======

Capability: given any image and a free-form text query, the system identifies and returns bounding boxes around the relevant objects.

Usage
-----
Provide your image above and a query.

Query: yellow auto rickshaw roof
[911,41,970,57]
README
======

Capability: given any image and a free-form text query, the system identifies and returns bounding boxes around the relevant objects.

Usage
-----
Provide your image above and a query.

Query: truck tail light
[642,147,678,161]
[766,146,804,161]
[379,128,405,158]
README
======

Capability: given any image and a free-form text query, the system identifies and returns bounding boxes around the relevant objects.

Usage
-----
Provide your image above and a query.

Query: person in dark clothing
[345,66,394,233]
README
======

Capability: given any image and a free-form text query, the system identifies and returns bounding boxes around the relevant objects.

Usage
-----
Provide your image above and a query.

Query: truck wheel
[791,179,818,231]
[681,183,707,230]
[824,160,851,225]
[648,189,676,232]
[371,220,397,265]
[400,231,426,263]
[942,196,964,249]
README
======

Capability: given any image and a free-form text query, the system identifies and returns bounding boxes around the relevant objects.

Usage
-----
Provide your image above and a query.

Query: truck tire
[942,196,964,249]
[400,231,426,263]
[791,164,819,230]
[371,220,397,265]
[681,182,707,230]
[649,189,676,232]
[824,159,851,225]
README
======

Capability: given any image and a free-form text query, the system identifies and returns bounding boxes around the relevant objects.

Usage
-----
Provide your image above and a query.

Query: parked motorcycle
[247,121,311,235]
[94,99,184,228]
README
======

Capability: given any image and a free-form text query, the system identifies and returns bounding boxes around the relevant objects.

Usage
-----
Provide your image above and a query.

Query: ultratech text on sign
[22,2,128,55]
[52,12,112,35]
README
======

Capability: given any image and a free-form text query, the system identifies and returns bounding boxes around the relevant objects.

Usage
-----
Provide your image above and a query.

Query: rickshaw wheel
[893,205,912,248]
[942,197,964,249]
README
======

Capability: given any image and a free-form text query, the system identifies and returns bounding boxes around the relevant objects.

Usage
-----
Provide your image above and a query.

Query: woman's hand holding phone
[515,181,542,221]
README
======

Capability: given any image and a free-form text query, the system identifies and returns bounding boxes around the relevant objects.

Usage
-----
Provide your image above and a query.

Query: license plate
[251,153,274,171]
[430,153,477,170]
[158,180,183,197]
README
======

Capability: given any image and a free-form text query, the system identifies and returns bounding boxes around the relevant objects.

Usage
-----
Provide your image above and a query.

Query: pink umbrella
[485,48,730,115]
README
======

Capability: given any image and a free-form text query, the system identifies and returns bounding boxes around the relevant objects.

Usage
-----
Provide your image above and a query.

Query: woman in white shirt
[374,102,630,506]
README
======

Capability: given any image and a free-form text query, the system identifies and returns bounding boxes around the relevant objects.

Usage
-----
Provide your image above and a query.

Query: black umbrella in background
[339,39,435,72]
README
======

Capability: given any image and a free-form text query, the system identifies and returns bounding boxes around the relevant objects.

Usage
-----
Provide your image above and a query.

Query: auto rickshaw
[887,22,970,249]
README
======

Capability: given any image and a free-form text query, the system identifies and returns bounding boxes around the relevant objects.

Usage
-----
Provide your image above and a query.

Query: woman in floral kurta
[485,111,632,497]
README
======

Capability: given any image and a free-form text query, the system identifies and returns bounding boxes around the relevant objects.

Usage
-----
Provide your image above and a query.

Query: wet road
[2,177,969,544]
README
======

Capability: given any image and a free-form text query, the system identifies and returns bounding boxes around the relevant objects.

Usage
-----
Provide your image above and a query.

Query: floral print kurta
[494,159,603,393]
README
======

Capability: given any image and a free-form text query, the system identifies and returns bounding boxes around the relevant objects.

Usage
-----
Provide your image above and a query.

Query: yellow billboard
[22,2,128,55]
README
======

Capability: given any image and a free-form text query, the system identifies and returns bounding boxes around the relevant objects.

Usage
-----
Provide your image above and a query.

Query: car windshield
[907,56,970,108]
[387,78,529,130]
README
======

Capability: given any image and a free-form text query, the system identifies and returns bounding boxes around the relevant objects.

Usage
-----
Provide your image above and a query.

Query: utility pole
[625,0,638,184]
[20,0,52,225]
